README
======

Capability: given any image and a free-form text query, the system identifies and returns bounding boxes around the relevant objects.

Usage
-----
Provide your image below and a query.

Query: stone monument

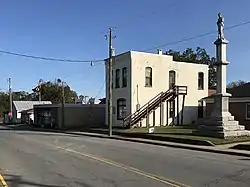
[198,13,250,138]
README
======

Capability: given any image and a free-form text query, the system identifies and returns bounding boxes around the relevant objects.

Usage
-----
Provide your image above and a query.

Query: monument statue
[217,13,225,40]
[198,13,250,138]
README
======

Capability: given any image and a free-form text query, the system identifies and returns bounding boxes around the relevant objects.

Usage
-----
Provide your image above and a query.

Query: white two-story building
[105,50,209,128]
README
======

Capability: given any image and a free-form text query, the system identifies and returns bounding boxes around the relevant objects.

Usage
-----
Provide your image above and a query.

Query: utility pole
[106,28,116,136]
[38,79,43,101]
[8,78,13,123]
[39,88,41,101]
[61,81,65,129]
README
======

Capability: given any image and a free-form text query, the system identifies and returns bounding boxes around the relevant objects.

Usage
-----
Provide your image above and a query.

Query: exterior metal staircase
[123,85,187,128]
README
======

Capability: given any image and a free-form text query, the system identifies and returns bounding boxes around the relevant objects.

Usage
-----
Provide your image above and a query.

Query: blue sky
[0,0,250,98]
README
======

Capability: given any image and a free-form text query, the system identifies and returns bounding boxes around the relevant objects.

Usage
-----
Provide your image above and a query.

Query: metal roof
[13,101,52,112]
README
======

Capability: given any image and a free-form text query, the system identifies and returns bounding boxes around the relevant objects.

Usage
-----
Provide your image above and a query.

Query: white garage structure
[12,101,52,123]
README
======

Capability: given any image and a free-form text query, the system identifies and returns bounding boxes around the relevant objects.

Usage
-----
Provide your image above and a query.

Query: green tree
[0,92,9,117]
[0,80,78,117]
[227,80,247,88]
[0,91,35,117]
[166,47,216,89]
[33,80,78,103]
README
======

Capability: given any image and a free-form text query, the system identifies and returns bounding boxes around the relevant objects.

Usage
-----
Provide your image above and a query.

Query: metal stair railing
[123,87,176,128]
[128,91,174,127]
[123,91,163,127]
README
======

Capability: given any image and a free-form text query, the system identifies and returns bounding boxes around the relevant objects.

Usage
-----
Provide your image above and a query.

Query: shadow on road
[0,124,117,142]
[0,124,111,136]
[239,158,250,161]
[3,174,62,187]
[3,173,96,187]
[0,131,82,138]
[0,124,214,146]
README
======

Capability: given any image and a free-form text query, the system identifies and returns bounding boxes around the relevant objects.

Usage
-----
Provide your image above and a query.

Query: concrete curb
[87,129,215,146]
[231,144,250,151]
[1,124,214,146]
[30,128,250,158]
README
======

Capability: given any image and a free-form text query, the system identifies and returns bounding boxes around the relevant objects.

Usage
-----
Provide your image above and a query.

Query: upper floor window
[145,67,152,87]
[122,67,128,87]
[169,70,176,89]
[117,98,126,120]
[198,72,204,90]
[115,69,120,88]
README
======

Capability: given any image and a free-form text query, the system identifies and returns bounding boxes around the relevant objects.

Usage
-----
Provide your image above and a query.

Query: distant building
[99,98,106,104]
[12,101,52,123]
[75,96,98,104]
[204,83,250,129]
[34,104,105,129]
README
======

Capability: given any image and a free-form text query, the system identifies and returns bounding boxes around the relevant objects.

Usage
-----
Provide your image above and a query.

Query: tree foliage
[34,80,78,104]
[165,47,216,89]
[0,92,9,117]
[0,79,78,117]
[227,80,247,88]
[0,91,34,118]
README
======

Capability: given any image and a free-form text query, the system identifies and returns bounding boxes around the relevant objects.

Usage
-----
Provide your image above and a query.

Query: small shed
[12,101,52,123]
[34,104,105,129]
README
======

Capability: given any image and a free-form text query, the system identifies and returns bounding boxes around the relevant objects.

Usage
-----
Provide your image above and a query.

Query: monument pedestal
[198,94,249,138]
[198,34,250,138]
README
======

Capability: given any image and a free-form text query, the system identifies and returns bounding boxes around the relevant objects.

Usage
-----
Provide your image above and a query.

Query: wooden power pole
[38,79,43,101]
[106,28,115,136]
[8,78,13,123]
[61,81,65,129]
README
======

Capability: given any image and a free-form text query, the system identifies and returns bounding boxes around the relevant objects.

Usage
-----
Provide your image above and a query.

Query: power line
[114,1,178,30]
[94,81,105,99]
[0,2,176,63]
[99,1,178,39]
[0,50,104,63]
[142,20,250,52]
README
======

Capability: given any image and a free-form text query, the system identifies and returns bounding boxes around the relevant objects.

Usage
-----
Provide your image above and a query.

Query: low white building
[12,101,52,123]
[105,50,209,128]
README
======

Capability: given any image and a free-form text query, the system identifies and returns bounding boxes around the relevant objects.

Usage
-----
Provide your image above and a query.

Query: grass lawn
[123,126,250,145]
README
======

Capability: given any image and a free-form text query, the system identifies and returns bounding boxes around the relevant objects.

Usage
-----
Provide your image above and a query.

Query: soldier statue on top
[217,13,225,40]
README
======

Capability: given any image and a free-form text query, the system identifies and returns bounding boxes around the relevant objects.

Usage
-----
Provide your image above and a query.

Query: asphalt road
[1,126,250,187]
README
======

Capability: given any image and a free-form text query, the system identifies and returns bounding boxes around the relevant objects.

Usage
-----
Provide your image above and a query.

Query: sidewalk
[31,127,250,158]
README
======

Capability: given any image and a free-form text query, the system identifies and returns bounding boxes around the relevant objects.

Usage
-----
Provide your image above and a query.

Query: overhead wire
[95,0,178,43]
[141,20,250,52]
[94,81,106,99]
[0,1,178,63]
[0,50,104,63]
[113,1,178,31]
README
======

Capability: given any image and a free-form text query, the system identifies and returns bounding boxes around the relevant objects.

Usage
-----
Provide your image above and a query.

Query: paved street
[1,126,250,186]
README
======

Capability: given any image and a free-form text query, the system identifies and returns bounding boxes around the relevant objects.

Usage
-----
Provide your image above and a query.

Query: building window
[169,70,176,89]
[198,72,204,90]
[117,98,126,120]
[246,104,250,120]
[169,100,175,118]
[145,67,152,87]
[115,69,120,88]
[122,67,127,87]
